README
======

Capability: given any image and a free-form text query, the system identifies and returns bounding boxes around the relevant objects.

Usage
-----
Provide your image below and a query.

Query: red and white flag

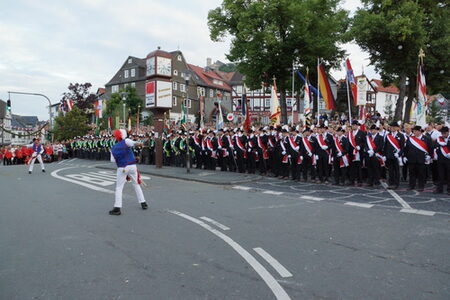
[95,100,103,118]
[67,99,73,111]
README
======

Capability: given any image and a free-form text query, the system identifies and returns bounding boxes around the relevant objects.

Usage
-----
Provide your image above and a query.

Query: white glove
[300,156,303,160]
[218,146,222,150]
[314,155,319,160]
[382,156,387,162]
[234,151,237,155]
[308,153,312,157]
[394,153,399,158]
[425,155,431,161]
[337,152,342,157]
[288,155,291,159]
[446,154,450,159]
[322,145,328,150]
[367,150,374,157]
[356,146,360,151]
[230,146,234,150]
[282,151,286,155]
[295,146,299,151]
[403,157,408,163]
[247,149,251,152]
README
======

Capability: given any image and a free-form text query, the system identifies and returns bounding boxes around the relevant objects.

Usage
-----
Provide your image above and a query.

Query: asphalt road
[1,160,449,300]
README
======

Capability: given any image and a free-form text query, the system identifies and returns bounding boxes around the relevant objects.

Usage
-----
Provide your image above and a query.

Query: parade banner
[416,50,427,127]
[356,77,367,105]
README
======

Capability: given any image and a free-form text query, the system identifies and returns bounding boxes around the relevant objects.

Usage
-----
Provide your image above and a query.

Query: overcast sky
[0,0,374,121]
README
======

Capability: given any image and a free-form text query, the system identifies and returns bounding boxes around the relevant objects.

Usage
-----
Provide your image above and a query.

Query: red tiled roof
[371,79,399,94]
[214,70,235,82]
[97,88,106,94]
[188,64,231,91]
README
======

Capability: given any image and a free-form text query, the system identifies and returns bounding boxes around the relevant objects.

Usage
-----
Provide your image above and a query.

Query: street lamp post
[120,92,127,128]
[184,73,191,173]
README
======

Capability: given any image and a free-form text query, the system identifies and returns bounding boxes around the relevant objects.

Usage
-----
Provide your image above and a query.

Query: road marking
[57,160,65,164]
[253,247,293,278]
[169,210,291,300]
[263,190,284,195]
[232,185,252,191]
[200,216,230,231]
[344,202,374,208]
[51,167,114,194]
[299,195,324,201]
[400,208,436,216]
[381,182,412,209]
[66,174,114,186]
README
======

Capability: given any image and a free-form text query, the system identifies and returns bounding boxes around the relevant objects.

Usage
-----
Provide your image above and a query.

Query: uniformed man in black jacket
[315,124,332,183]
[365,125,383,186]
[434,126,450,194]
[331,127,350,185]
[348,120,366,186]
[383,122,405,189]
[299,127,317,182]
[404,125,433,192]
[287,126,302,180]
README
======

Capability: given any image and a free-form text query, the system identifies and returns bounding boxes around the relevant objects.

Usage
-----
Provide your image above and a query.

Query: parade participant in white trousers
[109,129,147,215]
[28,138,45,174]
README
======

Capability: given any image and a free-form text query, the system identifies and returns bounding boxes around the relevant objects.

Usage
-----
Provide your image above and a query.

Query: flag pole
[317,57,320,125]
[291,59,295,126]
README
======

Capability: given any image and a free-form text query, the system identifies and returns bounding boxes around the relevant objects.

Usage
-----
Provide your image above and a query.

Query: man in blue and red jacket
[109,129,148,215]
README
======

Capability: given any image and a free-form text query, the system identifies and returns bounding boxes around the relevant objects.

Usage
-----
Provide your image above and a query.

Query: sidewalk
[96,163,262,185]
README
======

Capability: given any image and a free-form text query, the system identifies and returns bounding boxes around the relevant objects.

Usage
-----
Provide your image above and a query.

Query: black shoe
[42,169,45,173]
[109,207,121,215]
[141,202,148,210]
[28,171,31,174]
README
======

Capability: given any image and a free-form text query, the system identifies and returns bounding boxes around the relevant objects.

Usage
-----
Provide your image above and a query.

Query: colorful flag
[345,58,357,105]
[303,68,312,126]
[243,94,251,132]
[95,100,103,118]
[180,101,187,124]
[318,63,336,110]
[67,99,73,111]
[216,101,224,130]
[269,79,281,125]
[241,93,246,116]
[108,116,113,131]
[416,53,427,127]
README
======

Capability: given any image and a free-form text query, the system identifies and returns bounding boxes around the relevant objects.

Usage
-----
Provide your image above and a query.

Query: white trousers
[28,155,45,172]
[114,164,146,208]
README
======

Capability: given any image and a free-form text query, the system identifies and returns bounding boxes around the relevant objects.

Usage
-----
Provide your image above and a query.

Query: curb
[95,165,262,185]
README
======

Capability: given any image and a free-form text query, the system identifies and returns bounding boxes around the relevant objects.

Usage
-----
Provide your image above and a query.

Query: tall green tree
[352,0,449,122]
[106,86,144,120]
[53,106,90,140]
[208,0,349,123]
[61,82,97,110]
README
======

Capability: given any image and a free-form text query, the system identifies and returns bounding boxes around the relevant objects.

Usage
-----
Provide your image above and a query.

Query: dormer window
[174,69,178,76]
[128,58,132,64]
[177,55,182,61]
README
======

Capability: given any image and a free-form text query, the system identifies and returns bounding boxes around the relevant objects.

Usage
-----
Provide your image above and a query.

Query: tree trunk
[280,88,288,124]
[403,80,416,123]
[394,73,407,121]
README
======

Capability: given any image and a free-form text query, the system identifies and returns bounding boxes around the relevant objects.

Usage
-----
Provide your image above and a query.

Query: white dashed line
[253,247,293,278]
[381,182,412,209]
[232,185,252,191]
[344,202,374,208]
[263,190,284,195]
[169,210,291,300]
[200,216,230,231]
[299,195,324,201]
[400,208,436,216]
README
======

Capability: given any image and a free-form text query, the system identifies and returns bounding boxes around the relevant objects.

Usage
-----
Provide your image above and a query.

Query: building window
[236,85,243,94]
[213,79,223,86]
[200,88,205,97]
[112,85,119,93]
[172,96,177,106]
[124,83,129,88]
[124,69,129,78]
[286,98,292,107]
[173,82,178,90]
[174,69,178,76]
[209,89,214,98]
[128,58,132,64]
[131,68,135,77]
[180,84,186,92]
[131,82,136,88]
[184,99,192,108]
[177,55,182,61]
[265,98,270,108]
